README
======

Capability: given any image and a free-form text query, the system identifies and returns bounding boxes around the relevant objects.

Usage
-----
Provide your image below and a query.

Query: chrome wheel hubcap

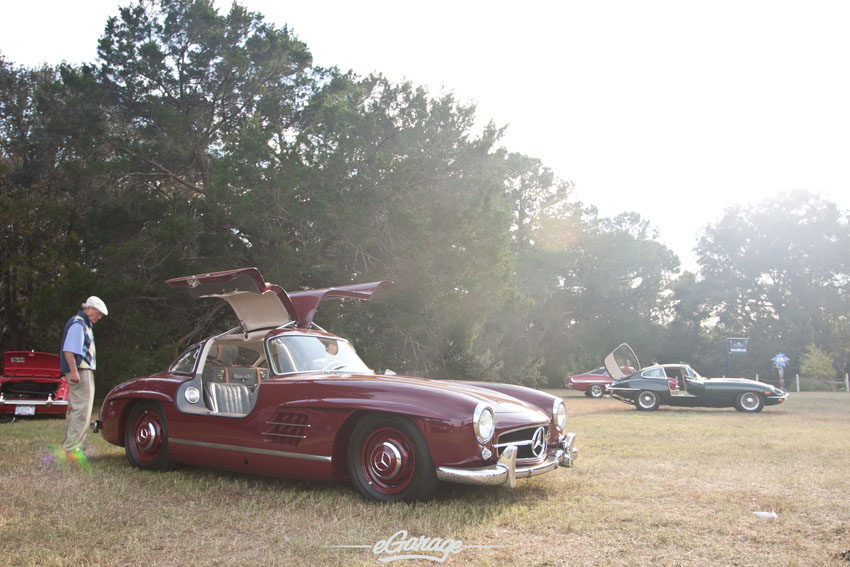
[370,441,402,481]
[136,421,157,451]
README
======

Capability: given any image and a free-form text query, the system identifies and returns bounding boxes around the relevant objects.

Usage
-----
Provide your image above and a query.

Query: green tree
[661,272,714,365]
[2,1,321,386]
[800,344,838,389]
[94,0,315,272]
[695,190,850,378]
[504,152,573,252]
[3,0,721,393]
[293,74,516,378]
[82,0,323,384]
[0,59,105,352]
[515,200,680,385]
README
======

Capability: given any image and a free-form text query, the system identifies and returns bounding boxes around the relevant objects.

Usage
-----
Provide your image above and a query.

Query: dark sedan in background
[567,365,678,398]
[604,344,788,412]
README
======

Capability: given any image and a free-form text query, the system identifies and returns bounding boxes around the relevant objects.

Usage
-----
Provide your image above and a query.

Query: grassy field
[1,391,848,567]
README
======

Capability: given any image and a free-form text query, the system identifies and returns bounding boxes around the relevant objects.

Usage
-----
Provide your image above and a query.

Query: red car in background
[566,367,612,398]
[0,351,68,422]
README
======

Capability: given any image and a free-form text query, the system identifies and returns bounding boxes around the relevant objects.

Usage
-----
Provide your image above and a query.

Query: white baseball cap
[83,296,109,316]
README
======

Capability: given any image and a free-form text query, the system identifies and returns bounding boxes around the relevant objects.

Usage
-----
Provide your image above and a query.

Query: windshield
[684,365,703,379]
[267,335,372,375]
[171,344,202,375]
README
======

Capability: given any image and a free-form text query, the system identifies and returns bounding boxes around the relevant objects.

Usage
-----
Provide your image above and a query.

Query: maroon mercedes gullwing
[96,268,577,501]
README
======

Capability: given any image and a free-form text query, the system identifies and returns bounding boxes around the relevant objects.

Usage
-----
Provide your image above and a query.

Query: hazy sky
[3,1,849,271]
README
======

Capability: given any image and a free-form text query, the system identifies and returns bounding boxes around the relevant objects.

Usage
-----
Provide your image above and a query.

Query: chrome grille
[494,426,548,461]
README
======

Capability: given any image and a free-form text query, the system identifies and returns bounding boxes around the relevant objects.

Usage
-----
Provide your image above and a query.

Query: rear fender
[100,394,174,447]
[100,379,177,446]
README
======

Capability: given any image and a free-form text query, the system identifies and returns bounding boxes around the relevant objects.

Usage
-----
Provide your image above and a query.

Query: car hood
[275,371,551,424]
[377,373,549,416]
[390,375,554,428]
[704,377,781,391]
[429,378,549,417]
[603,343,641,381]
[165,267,391,331]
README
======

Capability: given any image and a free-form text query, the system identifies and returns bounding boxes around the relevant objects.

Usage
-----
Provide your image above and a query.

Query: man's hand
[63,351,80,383]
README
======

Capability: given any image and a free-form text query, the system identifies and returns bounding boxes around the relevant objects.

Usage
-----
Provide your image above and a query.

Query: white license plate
[14,406,36,416]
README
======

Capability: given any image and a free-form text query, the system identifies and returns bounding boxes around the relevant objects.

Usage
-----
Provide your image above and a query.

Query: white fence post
[755,373,759,382]
[796,374,800,392]
[845,373,849,392]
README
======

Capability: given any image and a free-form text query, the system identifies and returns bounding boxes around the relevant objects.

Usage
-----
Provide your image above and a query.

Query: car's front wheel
[347,414,438,502]
[735,392,764,413]
[125,401,176,470]
[635,390,660,411]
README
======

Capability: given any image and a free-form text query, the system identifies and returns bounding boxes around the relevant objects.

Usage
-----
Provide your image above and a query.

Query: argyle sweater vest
[60,311,96,372]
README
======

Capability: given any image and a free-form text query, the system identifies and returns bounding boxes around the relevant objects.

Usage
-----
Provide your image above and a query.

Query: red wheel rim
[359,426,416,495]
[131,409,164,462]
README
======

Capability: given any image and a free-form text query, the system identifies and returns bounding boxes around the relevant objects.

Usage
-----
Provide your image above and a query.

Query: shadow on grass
[113,455,551,526]
[644,406,792,416]
[571,400,793,417]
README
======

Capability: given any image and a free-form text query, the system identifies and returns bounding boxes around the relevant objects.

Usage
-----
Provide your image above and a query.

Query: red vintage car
[95,268,578,502]
[1,351,68,422]
[566,367,612,398]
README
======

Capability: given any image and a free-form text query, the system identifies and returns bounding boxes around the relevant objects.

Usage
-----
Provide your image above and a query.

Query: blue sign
[727,338,748,354]
[725,337,748,377]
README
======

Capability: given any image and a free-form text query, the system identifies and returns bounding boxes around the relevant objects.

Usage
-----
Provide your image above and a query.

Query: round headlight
[553,399,567,432]
[473,403,495,444]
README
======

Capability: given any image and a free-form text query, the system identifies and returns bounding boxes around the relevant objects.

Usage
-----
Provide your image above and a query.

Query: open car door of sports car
[288,281,393,329]
[604,343,641,380]
[166,267,393,331]
[165,268,298,333]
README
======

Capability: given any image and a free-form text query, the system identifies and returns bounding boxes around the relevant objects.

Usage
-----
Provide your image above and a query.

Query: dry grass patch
[0,391,848,566]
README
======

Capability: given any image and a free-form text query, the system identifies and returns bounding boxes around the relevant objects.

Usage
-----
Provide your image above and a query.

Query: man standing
[60,296,108,454]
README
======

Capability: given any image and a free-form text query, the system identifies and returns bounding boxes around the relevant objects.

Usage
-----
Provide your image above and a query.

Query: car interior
[664,366,689,394]
[179,330,367,417]
[200,334,268,416]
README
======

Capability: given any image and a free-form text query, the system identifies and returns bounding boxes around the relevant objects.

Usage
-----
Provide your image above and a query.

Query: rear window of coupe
[641,367,667,378]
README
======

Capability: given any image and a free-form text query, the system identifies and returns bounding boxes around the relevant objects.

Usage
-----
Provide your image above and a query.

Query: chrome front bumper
[767,391,789,404]
[436,432,578,488]
[0,393,68,407]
